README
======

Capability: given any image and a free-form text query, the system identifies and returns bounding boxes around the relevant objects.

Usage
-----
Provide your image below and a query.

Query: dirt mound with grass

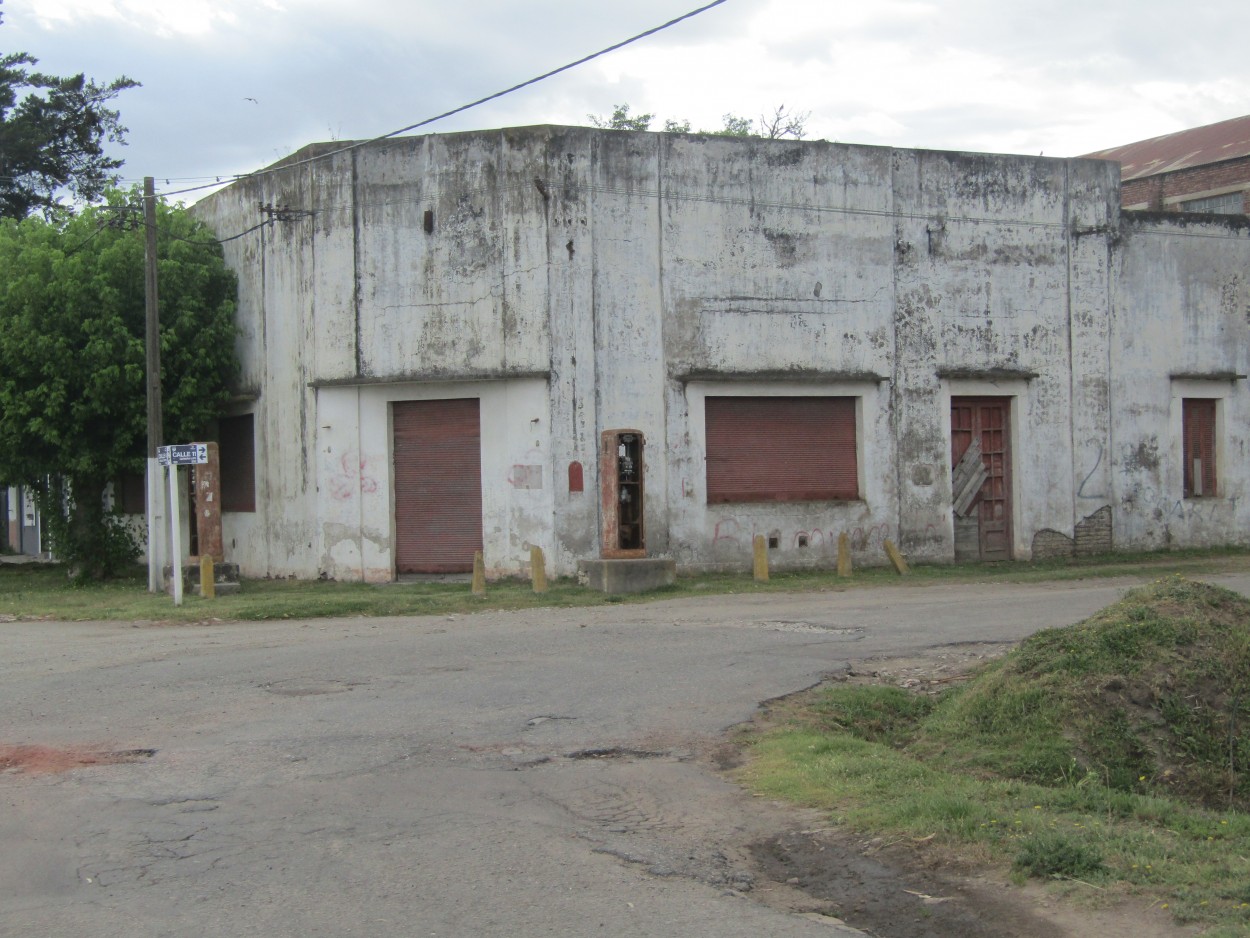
[917,576,1249,810]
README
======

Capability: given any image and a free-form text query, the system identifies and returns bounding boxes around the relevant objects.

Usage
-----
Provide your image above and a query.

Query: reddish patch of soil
[0,744,154,775]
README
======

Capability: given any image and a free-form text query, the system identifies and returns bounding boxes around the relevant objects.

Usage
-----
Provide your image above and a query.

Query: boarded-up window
[705,396,858,503]
[219,414,256,512]
[1182,398,1217,498]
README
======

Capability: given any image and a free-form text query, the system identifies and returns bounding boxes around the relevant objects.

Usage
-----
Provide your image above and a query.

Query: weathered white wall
[676,380,889,569]
[1110,214,1250,548]
[315,379,552,582]
[193,126,1250,581]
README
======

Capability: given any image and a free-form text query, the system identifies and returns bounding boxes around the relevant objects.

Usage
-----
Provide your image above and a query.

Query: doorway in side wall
[950,397,1012,562]
[393,398,484,574]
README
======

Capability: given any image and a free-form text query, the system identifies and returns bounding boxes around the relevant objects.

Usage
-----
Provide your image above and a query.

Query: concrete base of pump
[577,558,676,594]
[165,562,242,596]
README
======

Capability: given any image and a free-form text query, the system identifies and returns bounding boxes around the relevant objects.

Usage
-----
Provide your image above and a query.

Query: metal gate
[393,399,483,574]
[951,397,1012,562]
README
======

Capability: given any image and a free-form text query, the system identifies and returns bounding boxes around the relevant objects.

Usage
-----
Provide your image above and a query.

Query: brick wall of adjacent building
[1121,156,1250,211]
[1074,506,1113,555]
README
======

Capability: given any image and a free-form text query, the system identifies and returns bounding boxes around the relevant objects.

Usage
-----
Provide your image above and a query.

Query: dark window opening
[116,471,146,515]
[219,414,256,513]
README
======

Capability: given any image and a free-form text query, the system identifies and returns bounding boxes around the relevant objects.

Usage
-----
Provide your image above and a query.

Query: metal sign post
[167,462,183,606]
[157,444,209,607]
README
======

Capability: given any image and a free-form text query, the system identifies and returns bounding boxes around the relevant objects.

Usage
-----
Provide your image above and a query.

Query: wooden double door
[950,397,1012,562]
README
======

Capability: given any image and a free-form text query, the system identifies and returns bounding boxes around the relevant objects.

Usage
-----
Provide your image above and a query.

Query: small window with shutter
[705,396,858,503]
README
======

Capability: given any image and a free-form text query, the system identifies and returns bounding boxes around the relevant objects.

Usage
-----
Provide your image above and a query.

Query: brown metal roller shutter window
[705,396,858,503]
[393,399,484,573]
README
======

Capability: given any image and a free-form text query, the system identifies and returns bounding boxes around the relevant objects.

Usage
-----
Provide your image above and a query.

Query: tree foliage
[0,14,140,219]
[587,103,810,140]
[588,103,655,131]
[0,194,238,577]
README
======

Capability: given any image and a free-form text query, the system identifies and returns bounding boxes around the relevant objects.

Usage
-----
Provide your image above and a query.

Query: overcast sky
[8,0,1250,203]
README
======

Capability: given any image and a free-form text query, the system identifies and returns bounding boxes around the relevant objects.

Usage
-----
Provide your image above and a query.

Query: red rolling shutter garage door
[705,396,858,503]
[393,398,483,573]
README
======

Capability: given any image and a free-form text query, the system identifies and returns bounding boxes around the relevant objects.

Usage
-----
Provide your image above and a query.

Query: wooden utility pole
[144,177,165,592]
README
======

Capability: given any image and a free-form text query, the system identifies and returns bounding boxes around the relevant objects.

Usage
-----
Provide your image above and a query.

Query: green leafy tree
[0,193,238,577]
[707,106,809,139]
[713,113,754,137]
[588,103,654,131]
[587,103,810,139]
[0,8,140,219]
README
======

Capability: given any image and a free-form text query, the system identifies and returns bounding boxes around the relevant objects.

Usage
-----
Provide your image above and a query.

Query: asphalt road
[4,573,1247,937]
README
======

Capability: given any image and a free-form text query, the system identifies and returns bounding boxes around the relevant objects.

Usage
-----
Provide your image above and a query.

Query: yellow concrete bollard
[884,539,910,575]
[530,545,548,593]
[836,532,852,578]
[200,554,215,599]
[752,534,769,582]
[471,550,486,596]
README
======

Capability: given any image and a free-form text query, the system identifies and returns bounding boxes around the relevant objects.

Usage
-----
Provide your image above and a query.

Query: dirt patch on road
[733,644,1202,938]
[0,744,155,775]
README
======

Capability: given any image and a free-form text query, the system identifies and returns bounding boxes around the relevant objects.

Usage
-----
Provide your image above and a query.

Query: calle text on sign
[157,443,209,467]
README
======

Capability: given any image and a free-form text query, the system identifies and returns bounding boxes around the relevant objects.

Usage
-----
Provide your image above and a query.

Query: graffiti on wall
[328,452,379,501]
[1077,444,1107,500]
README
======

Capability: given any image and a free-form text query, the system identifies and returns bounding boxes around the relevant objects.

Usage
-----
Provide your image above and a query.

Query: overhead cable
[157,0,731,199]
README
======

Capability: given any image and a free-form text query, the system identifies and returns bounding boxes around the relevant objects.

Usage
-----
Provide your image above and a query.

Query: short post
[471,550,486,596]
[884,539,910,576]
[200,554,216,599]
[752,534,769,582]
[837,532,852,578]
[530,545,548,593]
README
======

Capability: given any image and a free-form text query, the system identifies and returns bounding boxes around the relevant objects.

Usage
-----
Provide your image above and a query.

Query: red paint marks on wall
[568,461,584,493]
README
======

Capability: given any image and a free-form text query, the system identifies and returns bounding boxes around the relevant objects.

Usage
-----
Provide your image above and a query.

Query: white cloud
[25,0,254,36]
[8,0,1250,191]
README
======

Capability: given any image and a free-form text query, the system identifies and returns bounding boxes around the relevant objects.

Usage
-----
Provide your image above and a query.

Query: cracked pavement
[5,574,1248,937]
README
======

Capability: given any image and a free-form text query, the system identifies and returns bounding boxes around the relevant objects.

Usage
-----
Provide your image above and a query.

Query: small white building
[191,125,1250,581]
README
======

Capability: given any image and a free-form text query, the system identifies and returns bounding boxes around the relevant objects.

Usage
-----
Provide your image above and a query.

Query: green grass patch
[738,577,1250,934]
[3,546,1250,623]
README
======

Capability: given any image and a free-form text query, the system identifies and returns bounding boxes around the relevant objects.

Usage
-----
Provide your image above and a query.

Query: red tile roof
[1081,114,1250,181]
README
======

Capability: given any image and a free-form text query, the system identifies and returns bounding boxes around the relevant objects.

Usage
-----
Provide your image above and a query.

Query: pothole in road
[762,622,864,637]
[261,679,356,696]
[0,744,156,775]
[565,746,670,761]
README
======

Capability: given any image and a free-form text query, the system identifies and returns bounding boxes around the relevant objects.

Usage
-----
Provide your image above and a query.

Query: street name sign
[157,443,208,467]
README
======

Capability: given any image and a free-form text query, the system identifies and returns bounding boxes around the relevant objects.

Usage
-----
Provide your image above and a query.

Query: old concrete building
[192,125,1250,582]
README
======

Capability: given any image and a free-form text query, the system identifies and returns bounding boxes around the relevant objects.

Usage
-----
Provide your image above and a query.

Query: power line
[156,0,731,200]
